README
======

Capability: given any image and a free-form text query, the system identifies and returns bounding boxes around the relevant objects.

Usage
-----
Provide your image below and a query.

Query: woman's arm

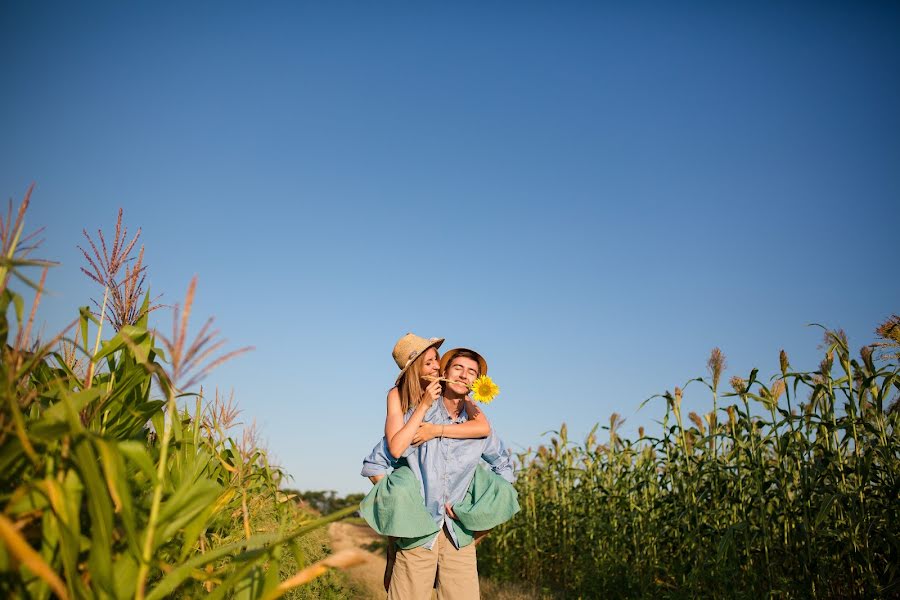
[384,380,442,458]
[412,400,491,445]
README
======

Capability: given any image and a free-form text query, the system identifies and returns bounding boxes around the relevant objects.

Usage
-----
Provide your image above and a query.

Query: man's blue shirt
[361,398,515,549]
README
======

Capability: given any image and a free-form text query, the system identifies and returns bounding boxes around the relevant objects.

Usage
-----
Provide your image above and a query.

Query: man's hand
[420,379,442,408]
[412,423,439,446]
[369,474,385,484]
[444,502,458,520]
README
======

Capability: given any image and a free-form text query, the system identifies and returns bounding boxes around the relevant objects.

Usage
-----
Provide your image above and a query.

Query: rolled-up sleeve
[361,437,398,478]
[481,430,515,483]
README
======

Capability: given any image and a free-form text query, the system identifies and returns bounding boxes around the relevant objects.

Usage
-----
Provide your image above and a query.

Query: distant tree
[283,489,366,514]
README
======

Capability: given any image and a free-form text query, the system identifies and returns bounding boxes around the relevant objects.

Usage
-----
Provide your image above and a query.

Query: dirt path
[328,521,387,599]
[328,522,540,600]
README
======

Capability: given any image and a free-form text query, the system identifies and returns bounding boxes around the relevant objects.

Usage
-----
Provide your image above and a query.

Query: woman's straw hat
[392,333,445,385]
[439,348,488,377]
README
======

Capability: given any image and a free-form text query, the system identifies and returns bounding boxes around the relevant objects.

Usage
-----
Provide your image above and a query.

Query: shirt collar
[436,396,468,423]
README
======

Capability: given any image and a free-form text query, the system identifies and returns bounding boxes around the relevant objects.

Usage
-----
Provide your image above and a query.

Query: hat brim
[395,338,445,385]
[439,348,488,378]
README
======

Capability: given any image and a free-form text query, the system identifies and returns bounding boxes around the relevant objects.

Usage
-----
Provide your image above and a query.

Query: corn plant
[481,321,900,598]
[0,187,364,599]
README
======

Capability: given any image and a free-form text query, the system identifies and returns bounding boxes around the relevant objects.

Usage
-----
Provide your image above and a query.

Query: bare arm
[412,400,491,445]
[384,381,441,459]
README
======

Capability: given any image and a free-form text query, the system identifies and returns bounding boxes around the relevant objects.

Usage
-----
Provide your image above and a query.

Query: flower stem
[135,384,177,599]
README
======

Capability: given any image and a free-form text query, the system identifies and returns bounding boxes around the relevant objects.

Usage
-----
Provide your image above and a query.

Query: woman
[382,333,491,461]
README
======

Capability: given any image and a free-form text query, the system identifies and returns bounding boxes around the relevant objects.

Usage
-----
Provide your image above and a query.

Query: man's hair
[445,350,482,377]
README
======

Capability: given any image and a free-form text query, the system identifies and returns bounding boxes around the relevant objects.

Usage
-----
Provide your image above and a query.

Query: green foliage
[0,192,358,599]
[285,490,366,516]
[480,330,900,599]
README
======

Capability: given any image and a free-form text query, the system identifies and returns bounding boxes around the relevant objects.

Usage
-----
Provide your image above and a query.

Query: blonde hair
[397,348,439,413]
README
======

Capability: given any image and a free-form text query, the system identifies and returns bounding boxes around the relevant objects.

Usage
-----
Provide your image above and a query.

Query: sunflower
[470,375,500,404]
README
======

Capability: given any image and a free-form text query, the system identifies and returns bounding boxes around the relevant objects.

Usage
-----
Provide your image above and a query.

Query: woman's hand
[412,423,439,446]
[419,379,442,408]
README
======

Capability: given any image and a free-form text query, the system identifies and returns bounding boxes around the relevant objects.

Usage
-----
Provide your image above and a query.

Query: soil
[328,521,388,599]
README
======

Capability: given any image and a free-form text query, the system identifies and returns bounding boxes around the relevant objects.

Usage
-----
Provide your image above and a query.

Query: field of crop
[480,323,900,598]
[0,188,363,598]
[3,186,897,599]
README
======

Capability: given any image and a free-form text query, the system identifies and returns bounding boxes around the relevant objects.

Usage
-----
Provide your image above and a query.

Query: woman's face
[419,347,440,378]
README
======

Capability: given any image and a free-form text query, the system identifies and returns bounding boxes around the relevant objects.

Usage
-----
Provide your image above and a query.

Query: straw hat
[392,333,445,385]
[439,347,488,377]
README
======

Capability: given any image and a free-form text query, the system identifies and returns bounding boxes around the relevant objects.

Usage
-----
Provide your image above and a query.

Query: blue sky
[2,2,898,494]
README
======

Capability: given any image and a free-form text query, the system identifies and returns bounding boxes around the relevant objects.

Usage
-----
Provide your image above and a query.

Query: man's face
[444,356,480,395]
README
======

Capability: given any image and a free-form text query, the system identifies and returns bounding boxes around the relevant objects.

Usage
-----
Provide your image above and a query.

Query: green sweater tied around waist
[359,465,520,549]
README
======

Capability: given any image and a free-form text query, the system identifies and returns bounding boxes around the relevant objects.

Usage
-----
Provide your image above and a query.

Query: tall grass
[481,322,900,598]
[0,187,363,599]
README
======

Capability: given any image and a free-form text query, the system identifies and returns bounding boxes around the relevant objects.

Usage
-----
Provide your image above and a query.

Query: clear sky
[2,2,898,494]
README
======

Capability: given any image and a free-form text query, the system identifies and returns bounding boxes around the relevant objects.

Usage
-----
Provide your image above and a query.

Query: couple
[360,333,519,599]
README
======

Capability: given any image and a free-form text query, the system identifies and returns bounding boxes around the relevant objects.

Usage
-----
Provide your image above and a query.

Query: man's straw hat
[439,348,488,377]
[392,333,444,385]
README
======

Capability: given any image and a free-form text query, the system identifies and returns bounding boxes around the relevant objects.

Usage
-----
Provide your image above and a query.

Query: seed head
[609,412,624,431]
[704,411,717,433]
[78,208,140,288]
[823,329,849,351]
[688,411,705,435]
[770,380,785,403]
[707,347,726,391]
[874,314,900,359]
[859,345,874,367]
[726,405,736,427]
[673,387,683,408]
[684,430,696,453]
[875,314,900,342]
[820,351,834,376]
[730,376,746,394]
[779,349,790,374]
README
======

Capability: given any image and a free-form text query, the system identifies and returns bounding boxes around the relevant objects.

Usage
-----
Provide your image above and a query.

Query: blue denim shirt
[361,398,515,549]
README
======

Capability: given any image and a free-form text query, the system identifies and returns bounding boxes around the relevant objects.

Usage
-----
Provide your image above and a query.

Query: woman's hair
[397,349,437,413]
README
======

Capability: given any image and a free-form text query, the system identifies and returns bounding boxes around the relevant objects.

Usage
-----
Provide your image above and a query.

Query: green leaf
[155,478,222,546]
[262,544,283,593]
[40,388,102,423]
[146,505,359,600]
[118,441,158,485]
[93,326,148,362]
[815,493,838,528]
[113,553,140,599]
[96,439,141,557]
[79,306,94,354]
[72,438,115,595]
[179,501,216,562]
[0,437,25,475]
[136,290,152,328]
[203,561,261,600]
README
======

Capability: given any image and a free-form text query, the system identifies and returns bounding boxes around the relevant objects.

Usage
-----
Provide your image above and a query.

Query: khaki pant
[387,527,479,600]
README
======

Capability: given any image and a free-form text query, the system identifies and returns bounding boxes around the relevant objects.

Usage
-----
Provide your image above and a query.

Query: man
[361,348,515,599]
